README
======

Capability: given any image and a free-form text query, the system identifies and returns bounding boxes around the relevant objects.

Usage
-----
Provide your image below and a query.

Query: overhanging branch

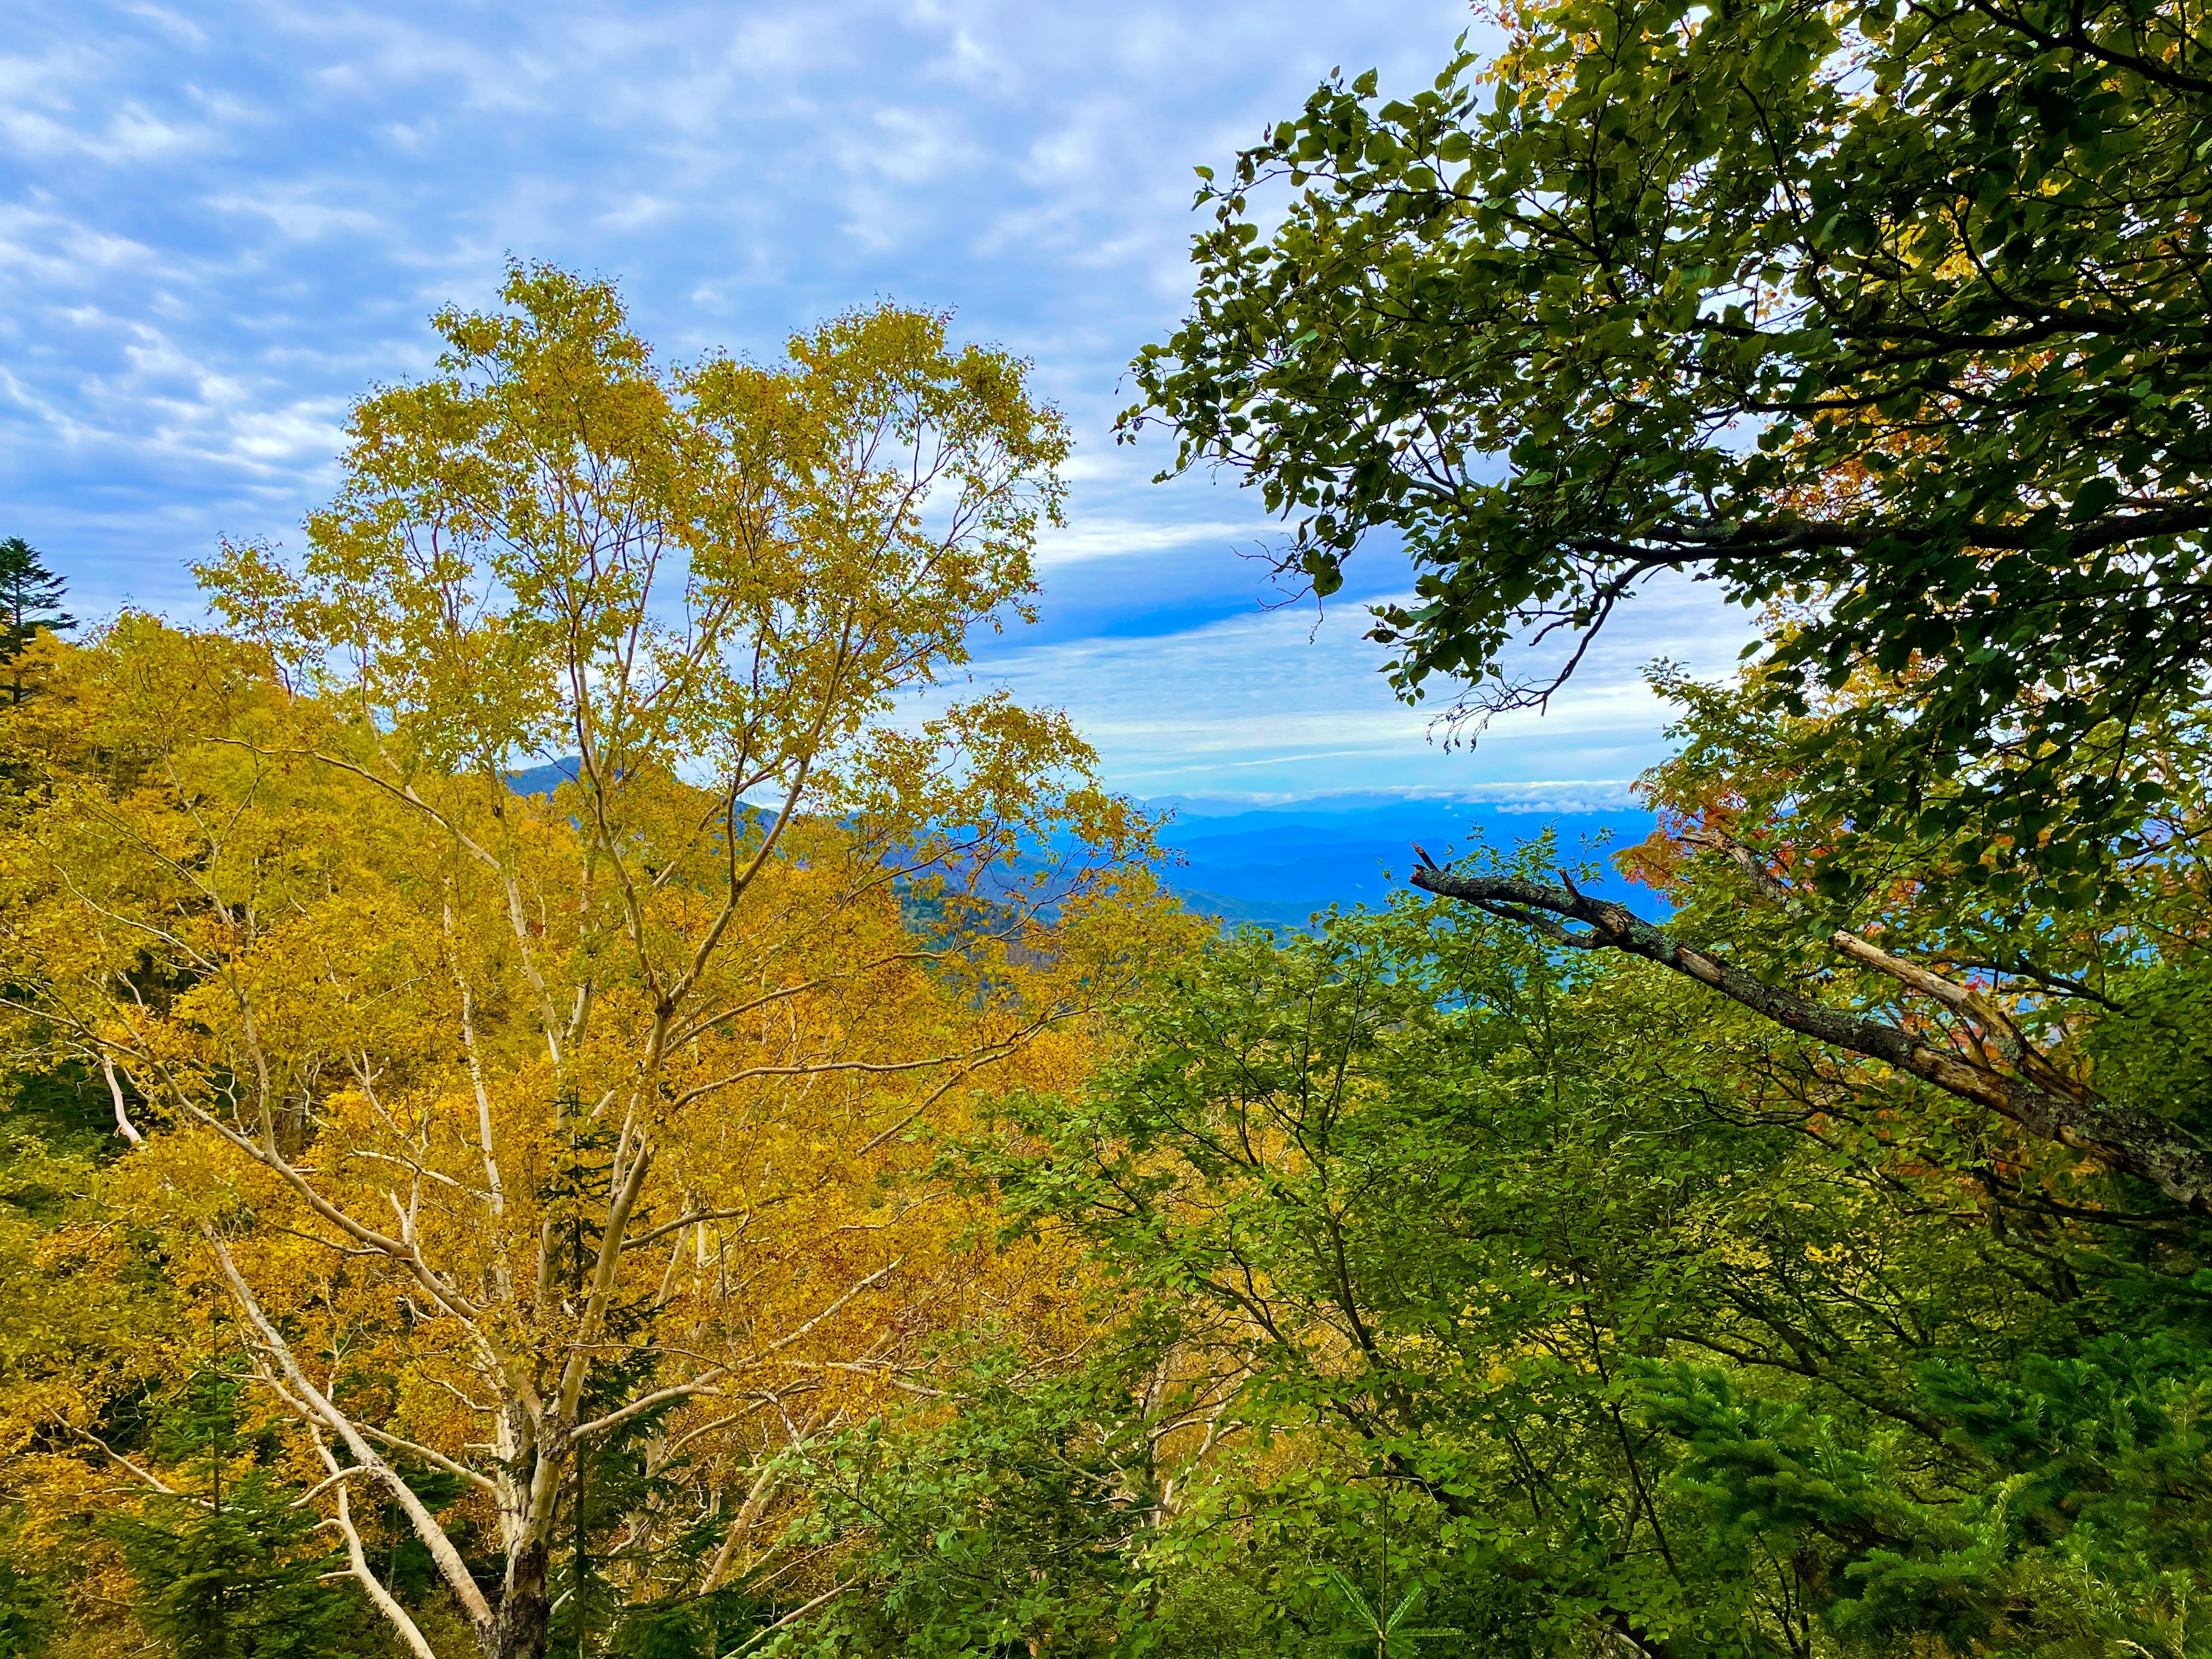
[1563,499,2212,563]
[1408,864,2212,1210]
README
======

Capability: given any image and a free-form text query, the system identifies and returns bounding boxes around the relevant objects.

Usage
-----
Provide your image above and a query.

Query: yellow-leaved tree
[0,266,1174,1659]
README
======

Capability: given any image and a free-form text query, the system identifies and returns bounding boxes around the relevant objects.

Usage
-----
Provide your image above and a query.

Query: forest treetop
[1124,0,2212,899]
[0,266,1180,1659]
[209,263,1074,802]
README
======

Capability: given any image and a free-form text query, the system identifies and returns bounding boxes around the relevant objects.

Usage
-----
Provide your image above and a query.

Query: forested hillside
[9,0,2212,1654]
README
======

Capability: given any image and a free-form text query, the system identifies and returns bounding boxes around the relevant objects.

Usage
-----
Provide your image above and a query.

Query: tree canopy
[0,266,1180,1659]
[1124,0,2212,890]
[18,7,2212,1652]
[0,539,71,708]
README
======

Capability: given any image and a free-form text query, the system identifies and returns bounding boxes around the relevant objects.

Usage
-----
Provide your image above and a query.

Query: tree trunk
[488,1539,552,1659]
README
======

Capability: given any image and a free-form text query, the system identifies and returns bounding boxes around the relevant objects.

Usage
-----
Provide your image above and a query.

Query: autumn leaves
[0,267,1179,1659]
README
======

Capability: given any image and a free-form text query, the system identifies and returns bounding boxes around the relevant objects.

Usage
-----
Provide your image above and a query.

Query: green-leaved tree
[1126,0,2212,897]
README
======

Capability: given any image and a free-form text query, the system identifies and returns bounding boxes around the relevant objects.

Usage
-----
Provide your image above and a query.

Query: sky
[1,0,1753,806]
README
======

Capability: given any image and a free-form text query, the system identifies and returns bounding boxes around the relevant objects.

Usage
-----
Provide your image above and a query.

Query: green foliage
[1315,1569,1457,1659]
[104,1368,373,1659]
[111,1472,370,1659]
[0,1537,55,1659]
[882,751,2212,1659]
[775,1358,1160,1658]
[1126,0,2212,899]
[0,539,69,709]
[2,1062,120,1166]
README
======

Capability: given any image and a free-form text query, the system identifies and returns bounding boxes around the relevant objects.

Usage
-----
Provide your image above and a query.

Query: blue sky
[2,0,1751,805]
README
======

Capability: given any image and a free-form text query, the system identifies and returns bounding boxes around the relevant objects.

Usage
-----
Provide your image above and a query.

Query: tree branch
[1408,865,2212,1209]
[201,1225,495,1628]
[1682,830,2083,1098]
[312,1433,443,1659]
[1564,499,2212,562]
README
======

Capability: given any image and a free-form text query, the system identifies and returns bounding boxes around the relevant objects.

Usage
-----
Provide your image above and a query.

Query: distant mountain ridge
[500,761,1655,929]
[1149,796,1657,926]
[507,758,582,796]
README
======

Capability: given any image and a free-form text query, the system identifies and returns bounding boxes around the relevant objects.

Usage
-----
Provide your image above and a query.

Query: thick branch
[202,1226,495,1628]
[1683,831,2079,1098]
[1565,500,2212,562]
[314,1437,442,1659]
[1408,866,2212,1210]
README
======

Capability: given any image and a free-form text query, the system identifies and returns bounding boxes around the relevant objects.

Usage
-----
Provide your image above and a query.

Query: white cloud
[225,400,350,464]
[204,189,384,241]
[120,4,209,47]
[5,0,1711,805]
[929,573,1756,797]
[1031,517,1269,566]
[0,203,156,282]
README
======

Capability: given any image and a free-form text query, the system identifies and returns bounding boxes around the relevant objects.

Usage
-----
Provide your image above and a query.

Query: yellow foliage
[0,266,1190,1659]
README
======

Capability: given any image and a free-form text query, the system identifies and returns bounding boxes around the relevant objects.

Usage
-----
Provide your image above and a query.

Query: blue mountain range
[503,760,1657,930]
[1145,796,1658,928]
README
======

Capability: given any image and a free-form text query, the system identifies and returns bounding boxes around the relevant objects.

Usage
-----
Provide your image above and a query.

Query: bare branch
[573,1375,728,1442]
[1409,864,2212,1210]
[100,1052,145,1146]
[1684,829,2079,1096]
[719,1577,858,1658]
[202,1225,495,1628]
[354,1423,501,1498]
[58,1419,183,1497]
[310,1431,443,1659]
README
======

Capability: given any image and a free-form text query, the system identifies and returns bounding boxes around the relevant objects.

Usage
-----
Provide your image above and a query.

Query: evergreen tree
[0,538,70,705]
[0,1548,54,1659]
[108,1370,369,1659]
[113,1478,368,1659]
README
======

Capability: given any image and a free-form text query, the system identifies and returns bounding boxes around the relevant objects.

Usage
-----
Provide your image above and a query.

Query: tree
[113,1476,366,1659]
[982,901,1739,1659]
[957,843,2212,1659]
[108,1370,372,1659]
[0,540,70,707]
[1124,0,2212,1230]
[1396,648,2212,1209]
[0,265,1177,1659]
[778,1358,1164,1659]
[1124,0,2212,882]
[0,1046,185,1659]
[1112,0,2212,1610]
